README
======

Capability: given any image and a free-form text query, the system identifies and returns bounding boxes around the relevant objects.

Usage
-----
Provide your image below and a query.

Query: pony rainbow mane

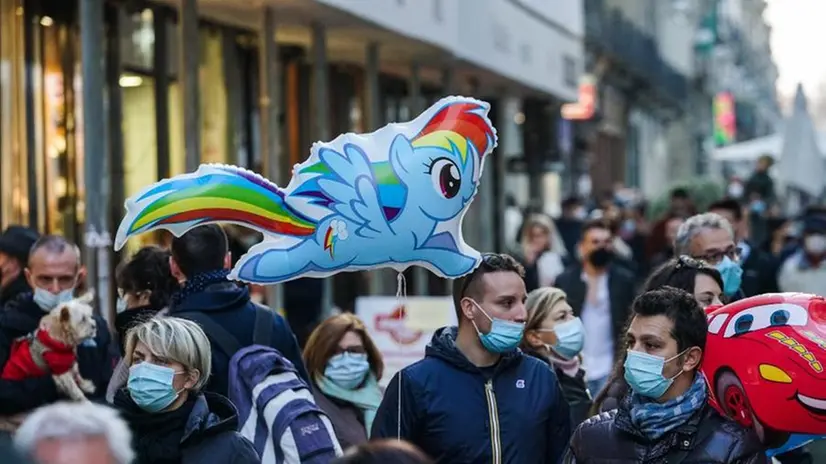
[410,101,496,166]
[293,98,495,222]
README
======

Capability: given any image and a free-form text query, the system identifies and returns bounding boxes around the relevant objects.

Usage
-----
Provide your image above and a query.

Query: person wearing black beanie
[0,226,40,307]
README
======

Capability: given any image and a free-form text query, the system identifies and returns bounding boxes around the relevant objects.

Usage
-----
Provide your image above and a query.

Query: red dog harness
[1,329,76,380]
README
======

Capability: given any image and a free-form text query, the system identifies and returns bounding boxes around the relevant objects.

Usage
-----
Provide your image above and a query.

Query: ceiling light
[40,16,53,27]
[119,75,144,88]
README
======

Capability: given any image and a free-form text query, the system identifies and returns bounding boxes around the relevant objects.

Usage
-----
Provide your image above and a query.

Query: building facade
[0,0,584,312]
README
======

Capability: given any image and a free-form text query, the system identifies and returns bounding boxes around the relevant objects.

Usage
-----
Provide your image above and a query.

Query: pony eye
[428,157,461,199]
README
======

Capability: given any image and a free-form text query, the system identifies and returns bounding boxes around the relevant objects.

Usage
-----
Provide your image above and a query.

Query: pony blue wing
[316,144,393,239]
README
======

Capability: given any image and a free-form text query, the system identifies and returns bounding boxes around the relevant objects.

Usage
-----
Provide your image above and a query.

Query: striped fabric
[230,346,342,463]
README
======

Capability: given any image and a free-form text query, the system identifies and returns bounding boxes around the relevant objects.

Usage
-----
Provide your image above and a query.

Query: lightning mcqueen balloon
[702,293,826,454]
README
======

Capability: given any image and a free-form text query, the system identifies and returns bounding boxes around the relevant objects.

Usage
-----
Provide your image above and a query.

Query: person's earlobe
[185,369,201,390]
[24,268,33,288]
[460,298,476,321]
[684,347,703,372]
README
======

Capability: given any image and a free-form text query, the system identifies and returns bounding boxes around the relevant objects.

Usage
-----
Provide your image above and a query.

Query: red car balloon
[702,293,826,449]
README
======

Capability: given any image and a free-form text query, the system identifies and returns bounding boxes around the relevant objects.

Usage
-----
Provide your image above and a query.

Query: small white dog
[1,292,98,401]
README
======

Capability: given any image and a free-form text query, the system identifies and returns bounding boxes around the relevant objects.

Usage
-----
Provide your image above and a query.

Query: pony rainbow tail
[410,99,498,166]
[114,164,317,251]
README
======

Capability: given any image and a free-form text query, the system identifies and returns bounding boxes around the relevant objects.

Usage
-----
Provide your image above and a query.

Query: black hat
[0,226,40,264]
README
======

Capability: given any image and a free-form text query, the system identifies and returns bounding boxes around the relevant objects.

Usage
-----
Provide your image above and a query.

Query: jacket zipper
[484,379,502,464]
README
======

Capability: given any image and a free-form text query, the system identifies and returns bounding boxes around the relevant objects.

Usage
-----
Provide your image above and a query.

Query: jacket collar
[424,326,522,375]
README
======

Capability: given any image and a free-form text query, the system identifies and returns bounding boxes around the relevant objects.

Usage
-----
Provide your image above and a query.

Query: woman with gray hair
[519,286,592,426]
[113,317,259,463]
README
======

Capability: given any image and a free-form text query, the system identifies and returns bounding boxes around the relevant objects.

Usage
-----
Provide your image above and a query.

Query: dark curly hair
[116,246,179,309]
[643,255,723,297]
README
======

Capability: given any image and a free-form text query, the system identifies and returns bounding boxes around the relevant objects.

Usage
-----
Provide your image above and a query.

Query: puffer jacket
[372,326,571,463]
[564,395,766,463]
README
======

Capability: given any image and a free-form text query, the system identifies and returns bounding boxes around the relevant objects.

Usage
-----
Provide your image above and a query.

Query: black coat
[525,350,592,427]
[739,243,780,297]
[554,264,638,349]
[117,390,260,464]
[564,396,766,463]
[0,294,113,415]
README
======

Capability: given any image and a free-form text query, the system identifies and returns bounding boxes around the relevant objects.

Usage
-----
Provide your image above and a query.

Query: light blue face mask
[324,352,370,390]
[33,287,75,312]
[624,349,687,399]
[128,363,184,413]
[116,297,128,313]
[470,300,525,354]
[715,255,743,297]
[542,317,585,360]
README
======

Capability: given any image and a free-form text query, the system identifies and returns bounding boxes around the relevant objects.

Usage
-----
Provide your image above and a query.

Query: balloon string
[395,272,407,302]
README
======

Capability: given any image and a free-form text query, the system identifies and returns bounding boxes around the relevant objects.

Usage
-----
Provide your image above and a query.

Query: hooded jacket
[116,390,260,464]
[169,282,308,397]
[371,326,571,463]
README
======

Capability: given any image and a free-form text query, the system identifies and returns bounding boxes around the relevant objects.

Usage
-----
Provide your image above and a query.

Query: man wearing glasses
[673,212,744,301]
[371,253,571,463]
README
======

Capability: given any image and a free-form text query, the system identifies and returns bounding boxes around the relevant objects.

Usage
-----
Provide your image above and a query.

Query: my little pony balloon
[702,293,826,456]
[114,96,497,284]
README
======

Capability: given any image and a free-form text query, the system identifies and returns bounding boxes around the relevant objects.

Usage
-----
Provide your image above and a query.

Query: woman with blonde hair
[514,214,567,291]
[520,286,592,426]
[113,317,259,463]
[303,313,384,449]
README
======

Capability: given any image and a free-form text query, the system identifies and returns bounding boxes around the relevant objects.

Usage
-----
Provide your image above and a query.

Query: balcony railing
[584,0,688,107]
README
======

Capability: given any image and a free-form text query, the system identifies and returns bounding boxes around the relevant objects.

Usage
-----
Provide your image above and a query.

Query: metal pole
[80,0,112,322]
[311,23,335,315]
[179,0,201,171]
[495,96,513,253]
[365,42,385,295]
[258,7,283,312]
[409,63,430,296]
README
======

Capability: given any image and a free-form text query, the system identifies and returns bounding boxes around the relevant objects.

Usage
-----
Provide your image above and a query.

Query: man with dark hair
[709,198,779,297]
[564,287,765,463]
[372,253,571,463]
[557,196,586,257]
[555,220,637,396]
[166,225,309,395]
[0,226,40,306]
[0,235,112,422]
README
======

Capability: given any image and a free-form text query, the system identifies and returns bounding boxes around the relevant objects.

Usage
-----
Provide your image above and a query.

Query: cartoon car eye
[723,304,809,338]
[427,157,461,199]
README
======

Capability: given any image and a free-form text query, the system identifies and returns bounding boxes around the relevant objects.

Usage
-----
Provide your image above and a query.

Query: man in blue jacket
[372,253,571,463]
[168,225,309,395]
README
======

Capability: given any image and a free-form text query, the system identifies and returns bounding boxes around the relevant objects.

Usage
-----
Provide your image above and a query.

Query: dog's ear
[78,291,95,305]
[60,306,71,323]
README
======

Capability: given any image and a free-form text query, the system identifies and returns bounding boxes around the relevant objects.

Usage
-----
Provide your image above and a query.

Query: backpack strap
[176,312,243,356]
[252,304,275,347]
[665,419,717,464]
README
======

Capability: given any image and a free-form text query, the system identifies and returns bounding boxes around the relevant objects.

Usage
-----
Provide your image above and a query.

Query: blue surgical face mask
[624,349,687,399]
[33,287,75,312]
[128,363,184,413]
[715,255,742,297]
[116,297,128,313]
[324,352,370,390]
[542,317,585,360]
[469,300,525,354]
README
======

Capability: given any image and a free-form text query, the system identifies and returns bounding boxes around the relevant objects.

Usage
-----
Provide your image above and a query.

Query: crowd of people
[0,171,823,462]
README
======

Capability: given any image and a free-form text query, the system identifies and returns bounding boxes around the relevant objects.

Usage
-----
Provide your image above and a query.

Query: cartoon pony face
[390,134,478,222]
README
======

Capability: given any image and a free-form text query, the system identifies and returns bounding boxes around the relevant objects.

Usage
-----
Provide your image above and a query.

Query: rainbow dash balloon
[114,96,498,284]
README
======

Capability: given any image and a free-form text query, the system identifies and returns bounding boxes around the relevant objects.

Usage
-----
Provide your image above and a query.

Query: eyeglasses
[693,246,741,265]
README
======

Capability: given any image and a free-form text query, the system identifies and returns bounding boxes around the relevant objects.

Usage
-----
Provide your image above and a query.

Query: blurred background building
[0,0,780,307]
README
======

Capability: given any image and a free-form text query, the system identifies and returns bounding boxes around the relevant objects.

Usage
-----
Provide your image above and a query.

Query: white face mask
[33,288,75,312]
[727,183,744,199]
[805,234,826,255]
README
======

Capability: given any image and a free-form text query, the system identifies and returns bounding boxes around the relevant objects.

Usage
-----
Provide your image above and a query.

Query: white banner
[355,296,457,388]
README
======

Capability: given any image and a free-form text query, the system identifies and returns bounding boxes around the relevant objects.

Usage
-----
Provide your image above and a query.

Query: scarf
[316,374,383,437]
[628,371,707,440]
[169,269,230,307]
[114,388,196,464]
[545,351,582,378]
